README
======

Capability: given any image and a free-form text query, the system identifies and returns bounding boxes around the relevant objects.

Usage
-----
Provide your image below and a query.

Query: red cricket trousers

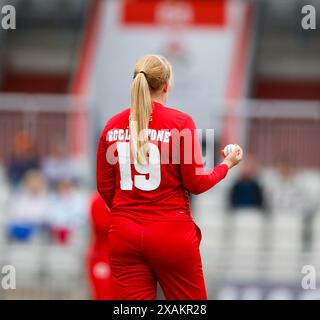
[108,215,207,300]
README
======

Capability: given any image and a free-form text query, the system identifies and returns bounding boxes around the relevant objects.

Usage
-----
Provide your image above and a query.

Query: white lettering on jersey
[107,129,171,143]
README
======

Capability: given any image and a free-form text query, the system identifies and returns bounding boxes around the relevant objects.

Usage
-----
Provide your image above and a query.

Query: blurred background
[0,0,319,300]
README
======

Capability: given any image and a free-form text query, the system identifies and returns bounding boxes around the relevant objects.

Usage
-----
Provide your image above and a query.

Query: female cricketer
[97,54,243,300]
[86,192,113,300]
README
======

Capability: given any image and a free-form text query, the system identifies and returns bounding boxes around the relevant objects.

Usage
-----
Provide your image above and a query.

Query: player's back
[99,102,194,221]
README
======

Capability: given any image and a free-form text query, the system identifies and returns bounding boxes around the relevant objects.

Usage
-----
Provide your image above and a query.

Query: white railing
[0,93,87,112]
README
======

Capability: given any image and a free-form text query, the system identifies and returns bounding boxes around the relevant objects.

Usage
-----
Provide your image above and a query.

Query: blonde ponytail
[130,55,172,165]
[130,72,152,165]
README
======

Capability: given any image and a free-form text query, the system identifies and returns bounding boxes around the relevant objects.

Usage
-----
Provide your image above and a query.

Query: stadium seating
[311,210,320,251]
[269,212,303,253]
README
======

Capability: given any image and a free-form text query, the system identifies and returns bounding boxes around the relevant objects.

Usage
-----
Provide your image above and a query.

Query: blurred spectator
[229,155,266,212]
[0,157,9,213]
[86,192,113,300]
[265,158,307,215]
[7,170,49,242]
[48,179,86,245]
[7,132,39,187]
[42,143,81,188]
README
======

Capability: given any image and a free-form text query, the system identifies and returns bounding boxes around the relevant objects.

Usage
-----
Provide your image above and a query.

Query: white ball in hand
[223,144,237,157]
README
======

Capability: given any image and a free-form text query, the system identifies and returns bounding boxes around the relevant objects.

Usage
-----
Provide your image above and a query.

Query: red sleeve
[96,132,116,209]
[179,116,229,195]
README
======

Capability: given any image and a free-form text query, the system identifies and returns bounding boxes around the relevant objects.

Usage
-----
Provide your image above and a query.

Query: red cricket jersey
[97,102,228,221]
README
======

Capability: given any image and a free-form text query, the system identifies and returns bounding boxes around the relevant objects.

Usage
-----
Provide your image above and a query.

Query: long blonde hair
[130,55,172,165]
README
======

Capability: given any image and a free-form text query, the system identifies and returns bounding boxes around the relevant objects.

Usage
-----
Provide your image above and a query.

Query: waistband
[110,210,194,222]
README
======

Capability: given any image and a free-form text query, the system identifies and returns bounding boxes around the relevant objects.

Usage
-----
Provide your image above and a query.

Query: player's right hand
[221,144,243,169]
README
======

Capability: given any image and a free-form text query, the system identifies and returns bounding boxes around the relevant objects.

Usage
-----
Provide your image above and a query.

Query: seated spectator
[229,155,266,212]
[266,158,306,215]
[7,170,49,242]
[0,157,9,213]
[7,131,39,187]
[47,179,86,245]
[42,143,81,188]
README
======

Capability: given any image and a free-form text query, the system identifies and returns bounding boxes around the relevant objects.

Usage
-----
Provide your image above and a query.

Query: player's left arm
[96,133,116,209]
